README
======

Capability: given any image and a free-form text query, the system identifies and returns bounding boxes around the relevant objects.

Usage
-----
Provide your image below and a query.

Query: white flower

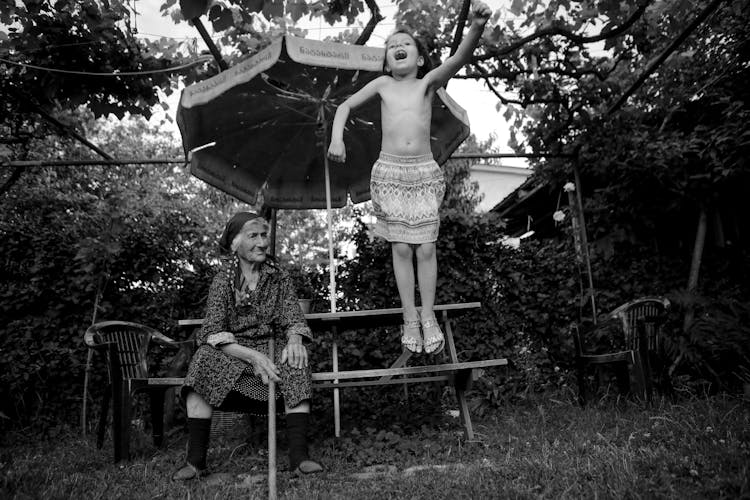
[563,182,575,192]
[553,210,566,222]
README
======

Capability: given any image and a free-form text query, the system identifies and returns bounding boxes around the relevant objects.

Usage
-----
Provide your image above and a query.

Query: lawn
[2,391,748,499]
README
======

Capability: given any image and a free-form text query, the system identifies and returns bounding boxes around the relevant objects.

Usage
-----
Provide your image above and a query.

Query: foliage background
[2,117,747,432]
[1,0,749,433]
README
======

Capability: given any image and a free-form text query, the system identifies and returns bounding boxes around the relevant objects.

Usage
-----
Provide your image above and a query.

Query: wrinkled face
[234,218,269,263]
[385,32,422,74]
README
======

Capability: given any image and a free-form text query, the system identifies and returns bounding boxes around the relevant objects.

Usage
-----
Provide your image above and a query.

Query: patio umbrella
[177,35,470,311]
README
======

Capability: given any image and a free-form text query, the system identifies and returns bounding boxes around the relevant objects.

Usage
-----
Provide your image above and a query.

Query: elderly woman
[173,212,323,480]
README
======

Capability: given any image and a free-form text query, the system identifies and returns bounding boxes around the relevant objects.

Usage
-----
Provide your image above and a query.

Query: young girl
[327,1,491,354]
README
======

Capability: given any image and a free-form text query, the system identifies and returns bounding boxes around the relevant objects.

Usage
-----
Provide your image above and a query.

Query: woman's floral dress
[181,259,313,408]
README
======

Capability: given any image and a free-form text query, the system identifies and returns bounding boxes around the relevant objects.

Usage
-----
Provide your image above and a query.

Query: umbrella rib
[273,100,319,122]
[214,119,316,145]
[223,101,317,136]
[261,74,316,101]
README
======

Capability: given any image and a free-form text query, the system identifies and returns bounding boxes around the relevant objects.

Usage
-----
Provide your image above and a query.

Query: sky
[135,0,516,151]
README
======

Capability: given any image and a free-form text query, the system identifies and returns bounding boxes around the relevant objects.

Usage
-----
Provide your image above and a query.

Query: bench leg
[443,313,475,440]
[332,330,341,438]
[442,312,459,363]
[379,349,412,382]
[454,381,474,440]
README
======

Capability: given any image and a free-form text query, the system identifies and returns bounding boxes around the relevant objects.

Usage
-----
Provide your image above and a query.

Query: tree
[0,111,236,429]
[0,0,213,193]
[526,3,750,258]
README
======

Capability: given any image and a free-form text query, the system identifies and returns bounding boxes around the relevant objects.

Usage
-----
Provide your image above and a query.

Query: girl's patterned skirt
[370,152,445,244]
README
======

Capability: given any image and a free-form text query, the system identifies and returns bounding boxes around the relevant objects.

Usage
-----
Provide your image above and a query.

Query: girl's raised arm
[423,1,491,90]
[328,75,386,163]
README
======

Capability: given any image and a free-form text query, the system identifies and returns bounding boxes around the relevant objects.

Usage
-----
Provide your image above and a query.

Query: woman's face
[234,219,269,263]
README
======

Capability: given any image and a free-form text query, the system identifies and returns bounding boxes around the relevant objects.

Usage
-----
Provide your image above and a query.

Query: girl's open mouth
[394,49,407,60]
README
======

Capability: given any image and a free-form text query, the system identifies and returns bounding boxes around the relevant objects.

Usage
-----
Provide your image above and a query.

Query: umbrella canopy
[176,35,470,209]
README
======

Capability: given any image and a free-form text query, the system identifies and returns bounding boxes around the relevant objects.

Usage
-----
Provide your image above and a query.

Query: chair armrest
[86,340,114,352]
[84,325,110,350]
[151,331,194,350]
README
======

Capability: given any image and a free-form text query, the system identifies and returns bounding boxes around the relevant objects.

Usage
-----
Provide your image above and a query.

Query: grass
[2,391,749,499]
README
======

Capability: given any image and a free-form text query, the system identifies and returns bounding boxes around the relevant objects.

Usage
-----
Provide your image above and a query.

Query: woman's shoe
[400,319,423,353]
[293,459,324,475]
[172,463,206,481]
[422,318,444,354]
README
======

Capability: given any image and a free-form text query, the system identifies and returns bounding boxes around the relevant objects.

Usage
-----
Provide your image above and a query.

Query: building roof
[490,176,560,237]
[470,163,532,213]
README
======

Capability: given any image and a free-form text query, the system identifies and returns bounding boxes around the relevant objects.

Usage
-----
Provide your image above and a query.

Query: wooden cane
[268,338,277,500]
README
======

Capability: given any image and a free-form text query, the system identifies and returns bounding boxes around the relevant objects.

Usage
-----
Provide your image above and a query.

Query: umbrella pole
[321,112,341,436]
[322,116,337,313]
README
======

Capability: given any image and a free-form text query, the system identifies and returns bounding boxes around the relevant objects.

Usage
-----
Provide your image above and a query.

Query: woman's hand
[281,334,308,370]
[221,343,281,384]
[245,349,281,384]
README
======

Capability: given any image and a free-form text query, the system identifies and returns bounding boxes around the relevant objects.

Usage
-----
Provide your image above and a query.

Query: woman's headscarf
[219,212,262,254]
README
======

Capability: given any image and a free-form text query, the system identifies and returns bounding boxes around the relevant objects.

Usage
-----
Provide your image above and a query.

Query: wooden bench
[179,302,507,440]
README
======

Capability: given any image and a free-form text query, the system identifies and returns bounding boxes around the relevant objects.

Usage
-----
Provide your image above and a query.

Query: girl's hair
[383,29,433,78]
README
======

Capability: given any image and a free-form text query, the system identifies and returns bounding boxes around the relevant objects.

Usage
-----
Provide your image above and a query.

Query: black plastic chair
[84,321,193,462]
[572,297,671,405]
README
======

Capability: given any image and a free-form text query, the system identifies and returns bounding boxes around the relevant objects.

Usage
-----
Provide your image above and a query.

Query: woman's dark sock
[286,412,310,470]
[186,417,211,469]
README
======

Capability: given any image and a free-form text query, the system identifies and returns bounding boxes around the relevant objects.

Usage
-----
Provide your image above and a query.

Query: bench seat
[179,302,507,439]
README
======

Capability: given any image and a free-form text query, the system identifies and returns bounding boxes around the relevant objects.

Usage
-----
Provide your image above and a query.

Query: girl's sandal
[421,318,445,354]
[400,319,423,353]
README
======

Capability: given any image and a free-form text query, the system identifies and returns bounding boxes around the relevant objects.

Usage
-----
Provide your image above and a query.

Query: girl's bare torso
[379,77,434,157]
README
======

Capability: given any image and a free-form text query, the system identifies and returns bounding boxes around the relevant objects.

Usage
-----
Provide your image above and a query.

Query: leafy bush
[665,296,750,394]
[330,209,580,412]
[2,120,748,433]
[0,164,226,431]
